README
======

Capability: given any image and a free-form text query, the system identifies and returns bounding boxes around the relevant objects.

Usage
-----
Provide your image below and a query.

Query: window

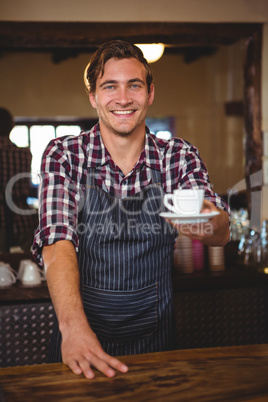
[10,124,81,185]
[9,118,98,186]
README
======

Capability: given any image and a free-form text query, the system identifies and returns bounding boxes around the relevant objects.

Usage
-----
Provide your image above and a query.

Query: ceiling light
[136,43,165,63]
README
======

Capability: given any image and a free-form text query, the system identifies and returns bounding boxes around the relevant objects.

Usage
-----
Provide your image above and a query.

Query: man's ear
[89,92,97,109]
[148,84,155,106]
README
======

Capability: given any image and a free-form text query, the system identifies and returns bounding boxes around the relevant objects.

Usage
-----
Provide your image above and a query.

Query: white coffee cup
[0,262,17,287]
[18,259,46,286]
[164,188,204,215]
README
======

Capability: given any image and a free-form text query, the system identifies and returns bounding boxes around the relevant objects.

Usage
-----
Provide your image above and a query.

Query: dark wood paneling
[0,21,262,49]
[244,28,263,177]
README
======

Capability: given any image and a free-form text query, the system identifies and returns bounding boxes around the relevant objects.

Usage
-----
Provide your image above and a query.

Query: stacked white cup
[0,262,17,287]
[18,260,46,286]
[174,235,194,274]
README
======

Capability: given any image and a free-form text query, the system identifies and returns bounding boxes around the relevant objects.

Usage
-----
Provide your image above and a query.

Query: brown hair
[85,40,153,94]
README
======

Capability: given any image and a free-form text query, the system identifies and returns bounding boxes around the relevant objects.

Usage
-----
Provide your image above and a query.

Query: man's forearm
[42,239,128,379]
[42,240,88,331]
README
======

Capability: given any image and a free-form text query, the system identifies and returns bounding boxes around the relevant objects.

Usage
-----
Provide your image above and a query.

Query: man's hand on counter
[60,316,129,379]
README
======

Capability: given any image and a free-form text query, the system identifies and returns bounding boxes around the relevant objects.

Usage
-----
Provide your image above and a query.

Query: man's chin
[114,130,132,138]
[111,122,145,138]
[111,125,134,137]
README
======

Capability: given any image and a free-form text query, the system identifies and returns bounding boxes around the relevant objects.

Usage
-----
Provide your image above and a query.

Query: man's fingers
[89,352,128,377]
[75,357,96,379]
[96,349,129,373]
[89,355,116,378]
[66,352,128,379]
[62,333,129,379]
[65,358,83,376]
[65,356,96,379]
[106,355,129,373]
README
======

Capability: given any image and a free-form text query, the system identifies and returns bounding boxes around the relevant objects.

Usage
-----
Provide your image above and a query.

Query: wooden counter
[1,344,268,401]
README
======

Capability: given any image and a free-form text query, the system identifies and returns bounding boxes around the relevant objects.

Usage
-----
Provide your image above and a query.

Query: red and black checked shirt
[32,123,229,264]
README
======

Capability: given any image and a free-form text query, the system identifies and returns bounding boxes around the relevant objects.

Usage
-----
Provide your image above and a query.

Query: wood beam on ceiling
[0,21,262,50]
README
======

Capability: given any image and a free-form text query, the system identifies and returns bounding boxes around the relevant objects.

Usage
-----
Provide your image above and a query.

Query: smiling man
[32,40,230,380]
[90,58,153,137]
[89,56,154,176]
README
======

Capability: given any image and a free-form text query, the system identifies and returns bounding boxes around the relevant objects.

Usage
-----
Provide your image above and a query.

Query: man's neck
[99,125,146,176]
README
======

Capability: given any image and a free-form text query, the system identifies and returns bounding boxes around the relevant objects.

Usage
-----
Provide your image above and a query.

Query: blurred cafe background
[0,0,268,368]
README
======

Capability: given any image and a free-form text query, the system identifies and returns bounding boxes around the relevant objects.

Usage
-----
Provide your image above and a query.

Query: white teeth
[113,110,133,115]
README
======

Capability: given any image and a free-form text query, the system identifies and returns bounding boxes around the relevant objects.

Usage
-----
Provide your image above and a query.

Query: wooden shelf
[172,266,268,292]
[1,266,268,303]
[0,282,50,303]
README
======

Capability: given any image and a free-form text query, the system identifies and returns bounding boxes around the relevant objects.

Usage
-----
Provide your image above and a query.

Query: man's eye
[130,84,140,89]
[104,85,114,90]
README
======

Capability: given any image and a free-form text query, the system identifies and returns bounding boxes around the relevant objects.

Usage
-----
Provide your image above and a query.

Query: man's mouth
[112,110,135,115]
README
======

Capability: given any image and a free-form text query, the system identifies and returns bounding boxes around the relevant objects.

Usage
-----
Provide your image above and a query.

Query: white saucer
[159,211,219,224]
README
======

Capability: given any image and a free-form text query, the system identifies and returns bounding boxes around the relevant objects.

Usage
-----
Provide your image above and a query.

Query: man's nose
[116,87,132,105]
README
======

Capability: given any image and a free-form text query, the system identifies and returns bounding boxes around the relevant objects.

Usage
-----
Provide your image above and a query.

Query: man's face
[89,57,154,138]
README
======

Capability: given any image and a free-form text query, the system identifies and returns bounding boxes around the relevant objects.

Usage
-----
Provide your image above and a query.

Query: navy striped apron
[50,167,176,361]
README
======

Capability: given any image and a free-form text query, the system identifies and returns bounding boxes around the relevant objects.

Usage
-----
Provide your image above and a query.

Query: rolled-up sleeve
[176,143,230,214]
[32,139,81,266]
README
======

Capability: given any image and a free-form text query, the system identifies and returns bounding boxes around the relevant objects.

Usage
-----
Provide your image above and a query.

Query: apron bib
[50,167,176,360]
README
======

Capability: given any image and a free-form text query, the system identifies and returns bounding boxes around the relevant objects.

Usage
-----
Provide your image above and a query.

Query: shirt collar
[86,123,112,168]
[87,123,162,172]
[142,126,162,172]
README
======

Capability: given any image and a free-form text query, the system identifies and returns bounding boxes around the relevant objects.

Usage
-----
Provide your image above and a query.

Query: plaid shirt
[0,137,36,238]
[32,123,229,264]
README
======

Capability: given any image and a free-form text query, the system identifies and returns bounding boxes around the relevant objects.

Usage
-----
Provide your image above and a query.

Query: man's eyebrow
[99,80,117,88]
[128,78,146,85]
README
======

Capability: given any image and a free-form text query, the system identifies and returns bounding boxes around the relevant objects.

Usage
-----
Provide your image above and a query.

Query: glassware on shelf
[230,208,249,241]
[237,221,268,270]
